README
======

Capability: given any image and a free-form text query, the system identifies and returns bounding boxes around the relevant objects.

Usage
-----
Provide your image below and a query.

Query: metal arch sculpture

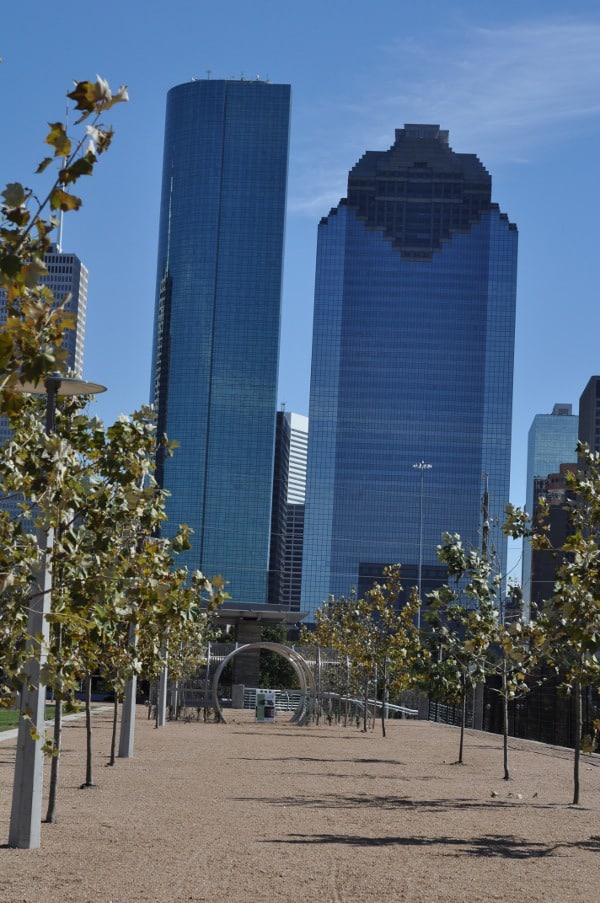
[210,642,316,725]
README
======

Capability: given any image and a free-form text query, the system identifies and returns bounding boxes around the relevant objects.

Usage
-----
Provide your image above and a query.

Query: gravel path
[1,708,599,902]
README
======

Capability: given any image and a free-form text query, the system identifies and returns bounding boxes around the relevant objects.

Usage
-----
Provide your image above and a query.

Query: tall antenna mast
[56,99,69,251]
[57,210,64,252]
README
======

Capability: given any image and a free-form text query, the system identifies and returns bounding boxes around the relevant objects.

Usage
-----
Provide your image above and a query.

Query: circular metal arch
[211,642,316,725]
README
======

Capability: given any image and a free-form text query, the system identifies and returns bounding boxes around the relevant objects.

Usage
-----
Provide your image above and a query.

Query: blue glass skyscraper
[151,78,290,604]
[522,404,578,616]
[301,124,518,619]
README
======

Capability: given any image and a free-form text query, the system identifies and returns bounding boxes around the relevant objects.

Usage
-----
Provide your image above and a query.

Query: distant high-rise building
[268,411,291,608]
[43,244,87,379]
[283,410,308,610]
[0,242,87,382]
[522,404,578,615]
[0,242,88,516]
[0,243,88,443]
[150,78,291,604]
[269,411,309,610]
[530,463,577,613]
[578,376,600,453]
[301,124,518,619]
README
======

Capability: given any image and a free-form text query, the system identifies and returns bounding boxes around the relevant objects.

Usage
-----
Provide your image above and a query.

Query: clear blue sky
[2,1,600,578]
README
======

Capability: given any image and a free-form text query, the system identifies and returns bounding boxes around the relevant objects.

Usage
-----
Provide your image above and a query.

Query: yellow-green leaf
[2,182,26,207]
[49,188,81,212]
[45,122,71,157]
[59,152,95,185]
[67,80,98,113]
[36,157,53,174]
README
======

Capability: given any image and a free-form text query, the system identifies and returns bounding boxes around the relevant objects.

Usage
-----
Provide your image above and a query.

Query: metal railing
[242,688,304,712]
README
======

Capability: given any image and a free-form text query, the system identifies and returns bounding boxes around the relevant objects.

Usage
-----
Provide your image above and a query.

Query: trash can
[256,689,276,723]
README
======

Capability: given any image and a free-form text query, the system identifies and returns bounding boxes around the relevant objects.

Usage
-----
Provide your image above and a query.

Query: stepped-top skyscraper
[151,78,290,604]
[301,124,518,618]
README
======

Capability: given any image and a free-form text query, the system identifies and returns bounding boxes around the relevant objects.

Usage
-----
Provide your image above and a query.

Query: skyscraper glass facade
[578,376,600,453]
[151,79,290,604]
[268,411,309,609]
[522,405,578,614]
[301,125,518,619]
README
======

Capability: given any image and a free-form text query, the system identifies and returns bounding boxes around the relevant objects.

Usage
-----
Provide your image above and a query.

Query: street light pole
[8,373,105,849]
[412,460,432,629]
[118,618,139,757]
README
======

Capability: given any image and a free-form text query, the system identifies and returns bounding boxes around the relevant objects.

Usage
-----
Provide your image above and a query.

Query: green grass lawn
[0,706,56,732]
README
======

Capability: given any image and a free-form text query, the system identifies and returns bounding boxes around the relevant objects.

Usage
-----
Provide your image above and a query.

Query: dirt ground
[1,707,599,902]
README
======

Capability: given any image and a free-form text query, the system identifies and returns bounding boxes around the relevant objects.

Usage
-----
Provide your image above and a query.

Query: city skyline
[2,2,600,583]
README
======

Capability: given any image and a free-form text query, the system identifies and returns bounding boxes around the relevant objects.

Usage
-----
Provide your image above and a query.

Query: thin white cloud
[289,18,600,216]
[393,21,600,151]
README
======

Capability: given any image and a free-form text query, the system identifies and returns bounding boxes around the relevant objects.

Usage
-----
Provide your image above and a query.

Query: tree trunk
[458,673,467,764]
[45,696,62,823]
[380,661,387,738]
[363,675,369,732]
[45,623,63,823]
[315,646,322,726]
[108,696,119,767]
[81,674,95,788]
[573,677,582,805]
[203,642,212,722]
[344,657,350,727]
[502,657,510,780]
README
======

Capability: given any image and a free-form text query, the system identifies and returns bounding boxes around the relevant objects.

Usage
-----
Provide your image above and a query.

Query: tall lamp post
[8,373,106,849]
[412,460,432,629]
[118,581,139,759]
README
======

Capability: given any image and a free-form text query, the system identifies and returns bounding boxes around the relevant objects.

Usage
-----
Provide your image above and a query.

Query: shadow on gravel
[263,833,600,858]
[235,793,557,812]
[235,755,407,766]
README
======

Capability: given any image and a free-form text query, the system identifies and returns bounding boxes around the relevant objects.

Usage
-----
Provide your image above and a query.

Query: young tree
[0,76,129,849]
[0,511,39,704]
[1,76,128,402]
[423,533,499,764]
[301,599,359,726]
[0,402,149,805]
[0,77,129,714]
[490,607,545,781]
[309,566,421,736]
[506,443,600,804]
[362,567,422,736]
[2,392,225,812]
